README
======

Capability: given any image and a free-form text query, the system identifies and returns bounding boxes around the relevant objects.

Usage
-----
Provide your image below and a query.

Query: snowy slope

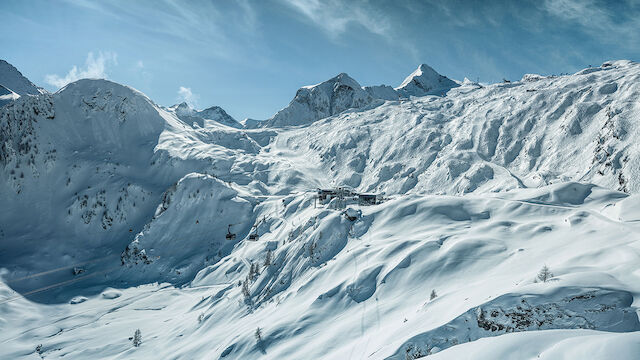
[3,183,640,359]
[1,60,640,360]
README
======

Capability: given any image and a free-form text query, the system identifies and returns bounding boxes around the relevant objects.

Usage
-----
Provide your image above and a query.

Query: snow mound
[395,63,459,97]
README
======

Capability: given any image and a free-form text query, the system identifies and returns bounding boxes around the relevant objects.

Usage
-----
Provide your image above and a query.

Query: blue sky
[2,0,639,120]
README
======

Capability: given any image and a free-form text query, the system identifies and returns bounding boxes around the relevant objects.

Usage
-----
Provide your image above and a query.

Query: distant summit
[395,63,458,97]
[265,72,375,127]
[263,65,460,127]
[168,102,241,128]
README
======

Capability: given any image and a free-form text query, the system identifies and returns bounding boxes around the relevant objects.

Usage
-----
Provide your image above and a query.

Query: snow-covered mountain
[265,72,378,127]
[2,59,640,359]
[169,102,242,129]
[396,63,459,97]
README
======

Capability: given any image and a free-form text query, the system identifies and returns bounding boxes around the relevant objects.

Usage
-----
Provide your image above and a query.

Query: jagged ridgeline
[1,60,640,359]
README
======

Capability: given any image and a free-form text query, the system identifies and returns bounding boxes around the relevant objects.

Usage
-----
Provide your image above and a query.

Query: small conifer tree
[264,250,272,267]
[536,265,553,283]
[133,329,142,347]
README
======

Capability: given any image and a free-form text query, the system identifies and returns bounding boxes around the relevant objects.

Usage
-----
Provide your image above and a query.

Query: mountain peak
[266,72,374,127]
[396,63,458,97]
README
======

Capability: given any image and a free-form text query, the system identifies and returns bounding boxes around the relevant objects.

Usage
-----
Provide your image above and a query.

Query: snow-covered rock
[395,63,459,97]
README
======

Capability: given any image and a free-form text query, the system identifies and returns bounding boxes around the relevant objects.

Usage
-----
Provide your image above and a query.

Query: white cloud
[177,86,199,108]
[135,60,144,69]
[45,52,117,89]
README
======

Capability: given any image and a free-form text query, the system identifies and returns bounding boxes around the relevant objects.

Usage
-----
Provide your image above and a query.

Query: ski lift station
[316,187,382,207]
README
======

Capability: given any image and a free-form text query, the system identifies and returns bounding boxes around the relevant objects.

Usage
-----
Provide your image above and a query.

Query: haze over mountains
[1,59,640,359]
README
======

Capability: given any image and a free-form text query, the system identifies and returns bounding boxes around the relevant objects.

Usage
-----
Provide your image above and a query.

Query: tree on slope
[536,265,553,283]
[132,329,142,347]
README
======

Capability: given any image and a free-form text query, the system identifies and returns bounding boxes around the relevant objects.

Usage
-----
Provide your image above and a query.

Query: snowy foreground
[1,60,640,359]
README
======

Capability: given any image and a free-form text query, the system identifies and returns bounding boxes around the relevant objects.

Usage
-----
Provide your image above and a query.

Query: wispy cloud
[542,0,640,44]
[45,51,117,89]
[279,0,392,39]
[64,0,261,62]
[177,86,198,108]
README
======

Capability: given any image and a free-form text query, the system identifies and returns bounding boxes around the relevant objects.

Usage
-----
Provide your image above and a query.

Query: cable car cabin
[248,233,259,241]
[358,193,378,205]
[225,224,236,240]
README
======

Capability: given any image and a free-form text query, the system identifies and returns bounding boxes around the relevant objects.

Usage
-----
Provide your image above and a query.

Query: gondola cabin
[225,224,236,240]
